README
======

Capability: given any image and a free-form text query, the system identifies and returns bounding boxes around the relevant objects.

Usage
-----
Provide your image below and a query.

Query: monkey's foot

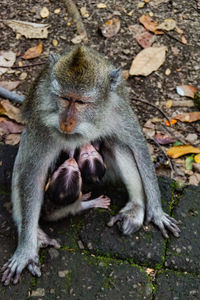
[107,206,144,235]
[145,210,180,239]
[1,250,40,286]
[37,228,61,249]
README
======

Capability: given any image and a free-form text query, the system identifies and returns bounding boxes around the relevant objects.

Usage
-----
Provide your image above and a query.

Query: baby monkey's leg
[78,195,111,211]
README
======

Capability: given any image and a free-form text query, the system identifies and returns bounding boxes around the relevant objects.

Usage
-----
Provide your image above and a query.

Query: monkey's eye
[81,152,89,158]
[76,100,86,105]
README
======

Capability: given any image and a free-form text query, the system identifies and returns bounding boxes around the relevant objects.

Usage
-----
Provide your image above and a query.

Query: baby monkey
[77,143,106,184]
[45,156,110,221]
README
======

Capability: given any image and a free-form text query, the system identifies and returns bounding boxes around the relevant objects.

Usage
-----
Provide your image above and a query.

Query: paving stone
[79,177,174,267]
[1,251,152,300]
[165,185,200,273]
[155,270,200,300]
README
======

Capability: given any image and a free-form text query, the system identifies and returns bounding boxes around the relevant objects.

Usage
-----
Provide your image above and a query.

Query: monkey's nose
[60,118,76,133]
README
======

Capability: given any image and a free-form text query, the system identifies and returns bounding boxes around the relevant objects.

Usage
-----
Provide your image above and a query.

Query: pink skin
[77,144,104,170]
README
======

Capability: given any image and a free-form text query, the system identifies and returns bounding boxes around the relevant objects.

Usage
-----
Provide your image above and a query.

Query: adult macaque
[44,157,110,221]
[77,143,106,183]
[1,46,180,285]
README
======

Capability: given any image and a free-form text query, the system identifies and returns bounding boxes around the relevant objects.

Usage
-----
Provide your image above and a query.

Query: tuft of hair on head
[48,167,81,206]
[80,158,106,184]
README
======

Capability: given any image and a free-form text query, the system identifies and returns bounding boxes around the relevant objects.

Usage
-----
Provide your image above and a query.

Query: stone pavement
[0,145,199,299]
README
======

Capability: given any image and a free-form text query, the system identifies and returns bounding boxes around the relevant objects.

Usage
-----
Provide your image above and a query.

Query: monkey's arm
[1,129,59,285]
[110,110,180,238]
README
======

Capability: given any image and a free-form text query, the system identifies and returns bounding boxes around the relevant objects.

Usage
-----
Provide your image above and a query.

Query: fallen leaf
[194,154,200,164]
[154,133,174,145]
[165,99,173,108]
[129,46,167,76]
[5,133,21,145]
[175,26,183,35]
[19,72,28,81]
[71,33,87,44]
[165,119,177,126]
[185,155,194,170]
[143,127,155,138]
[167,145,200,159]
[0,51,16,76]
[22,42,43,60]
[181,35,187,44]
[97,3,107,8]
[174,112,200,123]
[0,100,23,123]
[0,117,24,135]
[176,85,198,98]
[52,39,58,47]
[3,20,50,39]
[0,81,20,91]
[146,268,155,275]
[100,18,121,38]
[129,24,155,48]
[139,15,163,35]
[80,7,89,18]
[40,7,50,18]
[157,18,176,31]
[138,2,145,8]
[54,8,61,14]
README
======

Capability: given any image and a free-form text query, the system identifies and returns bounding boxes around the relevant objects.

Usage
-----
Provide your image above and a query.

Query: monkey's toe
[37,228,61,249]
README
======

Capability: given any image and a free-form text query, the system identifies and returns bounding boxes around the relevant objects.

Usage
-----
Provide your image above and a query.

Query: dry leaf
[154,133,174,145]
[71,33,87,44]
[3,20,50,39]
[165,99,173,108]
[80,7,89,18]
[100,18,121,38]
[176,85,198,98]
[0,117,23,135]
[167,145,200,159]
[0,81,20,91]
[129,25,155,48]
[174,112,200,123]
[22,42,43,60]
[165,119,177,126]
[97,3,107,8]
[175,26,183,35]
[40,7,50,18]
[5,133,21,145]
[189,173,200,185]
[0,51,16,76]
[157,18,176,31]
[129,46,167,76]
[0,100,23,123]
[194,154,200,164]
[181,35,187,44]
[139,15,163,35]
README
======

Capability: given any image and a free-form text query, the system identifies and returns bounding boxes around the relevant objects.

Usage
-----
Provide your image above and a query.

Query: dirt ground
[0,0,200,185]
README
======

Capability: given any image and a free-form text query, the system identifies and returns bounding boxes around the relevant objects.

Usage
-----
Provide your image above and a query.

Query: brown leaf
[0,50,16,76]
[176,85,198,98]
[174,112,200,123]
[5,133,21,145]
[139,15,164,35]
[100,18,121,38]
[154,133,174,145]
[0,100,23,123]
[157,18,176,31]
[22,42,43,60]
[129,46,167,76]
[0,117,24,135]
[167,145,200,159]
[136,30,155,48]
[0,81,21,91]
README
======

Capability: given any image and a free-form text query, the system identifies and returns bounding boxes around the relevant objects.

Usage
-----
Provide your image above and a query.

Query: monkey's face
[77,144,106,183]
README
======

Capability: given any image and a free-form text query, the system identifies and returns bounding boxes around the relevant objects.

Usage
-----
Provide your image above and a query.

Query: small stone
[176,248,181,254]
[31,288,45,297]
[77,240,84,249]
[19,72,27,80]
[138,2,145,8]
[80,7,89,18]
[58,270,69,278]
[87,242,93,249]
[149,11,154,17]
[54,8,60,14]
[97,3,107,9]
[165,68,171,76]
[52,39,58,47]
[40,7,50,18]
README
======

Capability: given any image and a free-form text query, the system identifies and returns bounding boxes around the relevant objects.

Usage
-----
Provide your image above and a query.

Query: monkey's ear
[49,53,60,65]
[109,68,122,90]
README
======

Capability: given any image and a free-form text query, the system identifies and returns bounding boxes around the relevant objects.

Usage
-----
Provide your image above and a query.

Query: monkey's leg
[79,195,111,211]
[107,145,145,235]
[1,131,58,285]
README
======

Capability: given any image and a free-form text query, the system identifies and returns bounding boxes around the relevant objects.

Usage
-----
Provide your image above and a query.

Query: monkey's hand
[1,248,40,286]
[107,206,144,235]
[145,208,180,239]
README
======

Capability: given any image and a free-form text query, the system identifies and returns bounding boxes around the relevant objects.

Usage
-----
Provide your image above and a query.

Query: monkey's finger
[49,238,61,249]
[157,222,169,239]
[163,220,180,237]
[13,266,23,285]
[107,214,122,227]
[1,258,12,272]
[165,214,179,225]
[27,263,41,277]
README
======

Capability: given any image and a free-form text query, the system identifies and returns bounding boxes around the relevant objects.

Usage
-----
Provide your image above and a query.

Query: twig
[0,86,24,103]
[63,0,88,42]
[164,31,187,46]
[0,61,46,69]
[131,96,171,125]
